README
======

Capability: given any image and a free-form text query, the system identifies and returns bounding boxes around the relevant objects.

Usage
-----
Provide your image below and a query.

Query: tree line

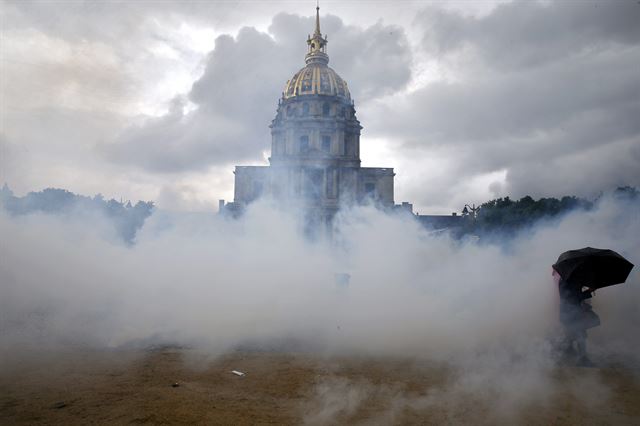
[0,185,154,244]
[457,186,638,239]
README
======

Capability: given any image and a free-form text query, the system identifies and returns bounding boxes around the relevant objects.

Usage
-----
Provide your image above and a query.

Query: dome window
[322,102,330,116]
[302,103,310,116]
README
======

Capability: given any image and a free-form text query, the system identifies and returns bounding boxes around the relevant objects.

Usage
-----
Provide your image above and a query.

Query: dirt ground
[1,347,639,425]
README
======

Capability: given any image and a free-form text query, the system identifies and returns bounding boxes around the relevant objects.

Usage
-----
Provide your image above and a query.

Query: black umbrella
[553,247,634,289]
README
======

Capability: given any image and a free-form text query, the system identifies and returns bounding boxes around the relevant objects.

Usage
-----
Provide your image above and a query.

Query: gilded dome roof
[282,4,351,101]
[283,64,351,100]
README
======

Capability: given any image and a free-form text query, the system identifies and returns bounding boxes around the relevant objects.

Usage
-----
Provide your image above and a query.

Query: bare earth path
[1,348,639,425]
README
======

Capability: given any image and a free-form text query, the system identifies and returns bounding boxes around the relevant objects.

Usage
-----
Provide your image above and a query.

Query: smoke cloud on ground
[1,195,638,420]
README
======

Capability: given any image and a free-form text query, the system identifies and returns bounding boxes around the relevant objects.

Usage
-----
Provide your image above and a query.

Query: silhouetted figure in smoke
[553,269,598,366]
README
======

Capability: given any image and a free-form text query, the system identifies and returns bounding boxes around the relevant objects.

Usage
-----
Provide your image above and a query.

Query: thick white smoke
[1,194,638,420]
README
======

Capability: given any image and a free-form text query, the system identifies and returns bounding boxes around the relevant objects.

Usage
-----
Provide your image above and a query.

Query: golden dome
[283,64,351,100]
[282,4,351,101]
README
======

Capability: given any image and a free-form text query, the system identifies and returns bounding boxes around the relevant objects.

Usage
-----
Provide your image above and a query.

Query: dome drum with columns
[226,5,396,224]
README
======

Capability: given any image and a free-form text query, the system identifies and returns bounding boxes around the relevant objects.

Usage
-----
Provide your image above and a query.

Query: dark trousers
[561,324,587,358]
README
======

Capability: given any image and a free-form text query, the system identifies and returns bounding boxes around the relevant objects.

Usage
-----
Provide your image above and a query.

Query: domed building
[227,6,396,224]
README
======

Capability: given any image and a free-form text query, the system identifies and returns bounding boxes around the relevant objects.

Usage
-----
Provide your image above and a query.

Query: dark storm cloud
[374,0,640,204]
[104,97,256,172]
[419,0,640,70]
[505,137,640,199]
[377,48,640,148]
[107,13,412,173]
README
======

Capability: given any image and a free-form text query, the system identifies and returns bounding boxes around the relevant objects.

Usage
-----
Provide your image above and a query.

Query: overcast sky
[1,0,639,214]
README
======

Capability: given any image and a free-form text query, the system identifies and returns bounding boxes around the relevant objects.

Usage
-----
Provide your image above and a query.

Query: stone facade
[226,6,395,223]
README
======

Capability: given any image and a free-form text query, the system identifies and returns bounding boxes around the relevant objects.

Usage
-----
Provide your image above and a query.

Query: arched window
[326,168,336,198]
[322,136,331,153]
[322,102,330,116]
[302,103,310,116]
[365,183,376,197]
[299,135,309,153]
[304,169,323,200]
[275,136,284,155]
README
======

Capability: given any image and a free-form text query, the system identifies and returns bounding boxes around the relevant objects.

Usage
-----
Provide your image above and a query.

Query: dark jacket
[558,279,592,326]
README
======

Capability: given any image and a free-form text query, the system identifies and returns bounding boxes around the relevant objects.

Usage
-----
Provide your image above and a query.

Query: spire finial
[315,1,321,36]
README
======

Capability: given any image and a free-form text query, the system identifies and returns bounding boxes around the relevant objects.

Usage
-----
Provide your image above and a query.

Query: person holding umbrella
[552,268,597,365]
[552,247,634,366]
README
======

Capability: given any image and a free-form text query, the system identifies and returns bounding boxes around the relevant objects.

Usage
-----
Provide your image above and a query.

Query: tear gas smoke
[1,194,638,419]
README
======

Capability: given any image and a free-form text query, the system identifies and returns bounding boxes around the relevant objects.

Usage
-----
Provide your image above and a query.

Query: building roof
[282,5,351,101]
[283,64,351,101]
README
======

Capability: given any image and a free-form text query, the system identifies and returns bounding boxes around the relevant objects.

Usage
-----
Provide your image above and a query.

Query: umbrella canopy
[553,247,634,289]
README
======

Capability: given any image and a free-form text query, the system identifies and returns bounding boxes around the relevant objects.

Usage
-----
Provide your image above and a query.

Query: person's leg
[561,325,577,357]
[575,330,586,357]
[575,329,594,366]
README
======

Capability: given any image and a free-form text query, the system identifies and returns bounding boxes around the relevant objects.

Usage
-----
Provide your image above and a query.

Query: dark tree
[458,194,594,240]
